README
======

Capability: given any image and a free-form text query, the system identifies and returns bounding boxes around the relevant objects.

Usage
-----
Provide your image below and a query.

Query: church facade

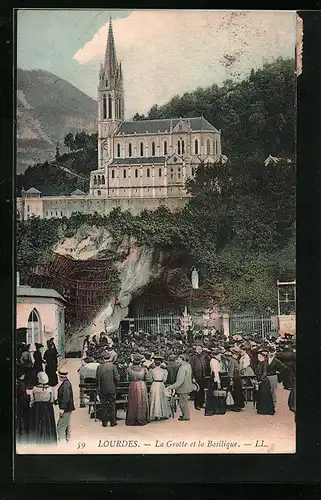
[89,19,222,199]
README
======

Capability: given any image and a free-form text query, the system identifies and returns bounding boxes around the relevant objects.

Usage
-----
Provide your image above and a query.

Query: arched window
[102,175,105,185]
[117,143,121,158]
[111,170,115,179]
[192,167,195,176]
[27,309,40,345]
[97,190,101,195]
[182,140,185,154]
[147,168,150,178]
[119,99,122,118]
[123,169,127,178]
[177,141,181,155]
[140,142,144,157]
[164,141,168,155]
[98,175,101,184]
[151,141,156,156]
[194,139,199,154]
[207,139,211,155]
[93,175,97,185]
[108,95,112,119]
[128,143,132,157]
[159,168,162,177]
[135,169,138,178]
[102,94,107,120]
[105,79,108,87]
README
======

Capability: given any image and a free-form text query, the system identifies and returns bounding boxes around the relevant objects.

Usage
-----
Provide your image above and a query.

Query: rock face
[54,225,162,352]
[17,69,97,173]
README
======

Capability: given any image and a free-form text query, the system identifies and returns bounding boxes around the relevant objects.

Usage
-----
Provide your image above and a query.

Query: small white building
[16,284,66,357]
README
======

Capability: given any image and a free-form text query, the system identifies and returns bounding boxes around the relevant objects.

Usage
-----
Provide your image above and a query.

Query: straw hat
[58,369,68,379]
[165,386,175,397]
[191,380,200,392]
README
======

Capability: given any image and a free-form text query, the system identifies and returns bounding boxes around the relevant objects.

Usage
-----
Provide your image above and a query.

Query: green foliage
[17,154,295,314]
[135,58,295,159]
[16,132,97,196]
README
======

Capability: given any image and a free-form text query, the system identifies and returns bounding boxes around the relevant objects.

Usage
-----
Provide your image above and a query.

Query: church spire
[104,18,117,77]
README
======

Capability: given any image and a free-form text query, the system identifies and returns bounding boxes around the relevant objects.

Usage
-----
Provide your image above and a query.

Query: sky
[17,9,297,119]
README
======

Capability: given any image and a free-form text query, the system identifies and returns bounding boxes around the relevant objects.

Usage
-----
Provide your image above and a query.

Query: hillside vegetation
[16,58,296,313]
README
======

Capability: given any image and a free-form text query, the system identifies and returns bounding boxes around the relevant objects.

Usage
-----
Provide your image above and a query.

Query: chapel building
[89,19,222,199]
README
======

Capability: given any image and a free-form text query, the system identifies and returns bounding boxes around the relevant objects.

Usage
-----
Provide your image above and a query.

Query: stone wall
[17,195,188,220]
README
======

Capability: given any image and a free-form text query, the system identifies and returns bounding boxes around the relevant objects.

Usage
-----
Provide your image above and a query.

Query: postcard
[15,9,297,456]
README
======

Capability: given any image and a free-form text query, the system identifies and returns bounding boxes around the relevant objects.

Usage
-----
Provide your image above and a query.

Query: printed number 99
[77,442,86,449]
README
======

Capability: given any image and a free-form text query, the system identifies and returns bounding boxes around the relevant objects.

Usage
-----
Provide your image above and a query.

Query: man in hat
[227,346,245,411]
[96,351,120,427]
[190,345,207,410]
[168,354,193,421]
[266,346,287,408]
[56,369,75,443]
[33,342,44,376]
[165,354,179,385]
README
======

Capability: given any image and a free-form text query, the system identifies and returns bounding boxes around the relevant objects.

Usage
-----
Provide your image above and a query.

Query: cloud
[73,10,296,119]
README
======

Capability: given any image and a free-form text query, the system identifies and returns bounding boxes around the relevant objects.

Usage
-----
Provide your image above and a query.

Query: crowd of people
[79,327,296,427]
[16,338,75,446]
[16,326,296,445]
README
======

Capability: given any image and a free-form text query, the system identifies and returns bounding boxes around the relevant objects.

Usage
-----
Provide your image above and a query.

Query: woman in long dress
[16,371,31,443]
[20,344,33,388]
[33,342,44,379]
[126,354,150,426]
[149,356,171,421]
[43,340,58,387]
[255,353,275,416]
[29,372,57,444]
[205,349,227,416]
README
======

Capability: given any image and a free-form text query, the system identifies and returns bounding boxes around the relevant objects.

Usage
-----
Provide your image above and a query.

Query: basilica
[89,19,222,199]
[17,19,224,221]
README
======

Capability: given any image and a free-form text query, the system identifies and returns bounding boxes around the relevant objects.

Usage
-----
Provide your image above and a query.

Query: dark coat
[57,379,75,412]
[33,350,43,374]
[96,361,120,395]
[266,357,287,376]
[190,354,207,382]
[165,362,179,385]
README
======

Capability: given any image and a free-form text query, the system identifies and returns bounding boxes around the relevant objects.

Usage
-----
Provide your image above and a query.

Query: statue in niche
[191,267,199,289]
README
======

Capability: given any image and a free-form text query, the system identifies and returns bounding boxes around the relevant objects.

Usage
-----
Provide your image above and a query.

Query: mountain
[16,69,97,173]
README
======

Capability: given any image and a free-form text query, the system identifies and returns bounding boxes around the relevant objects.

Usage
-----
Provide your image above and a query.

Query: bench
[79,381,152,421]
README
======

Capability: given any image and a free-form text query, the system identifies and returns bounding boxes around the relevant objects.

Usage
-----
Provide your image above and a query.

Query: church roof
[117,117,219,135]
[25,187,41,194]
[17,286,66,302]
[110,156,166,165]
[71,189,86,196]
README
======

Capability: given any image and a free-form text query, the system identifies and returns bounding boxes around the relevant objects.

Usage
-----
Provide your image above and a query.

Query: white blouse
[210,357,221,384]
[31,384,54,403]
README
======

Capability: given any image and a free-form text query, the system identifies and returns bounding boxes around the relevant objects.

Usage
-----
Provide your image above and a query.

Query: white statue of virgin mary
[191,267,199,289]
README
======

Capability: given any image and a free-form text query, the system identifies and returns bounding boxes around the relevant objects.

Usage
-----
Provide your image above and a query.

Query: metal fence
[229,314,279,340]
[118,315,181,337]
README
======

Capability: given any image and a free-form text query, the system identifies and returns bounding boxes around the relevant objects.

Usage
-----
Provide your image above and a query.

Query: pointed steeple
[105,18,117,77]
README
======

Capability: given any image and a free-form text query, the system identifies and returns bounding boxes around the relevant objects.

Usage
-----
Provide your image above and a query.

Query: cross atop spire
[104,18,117,77]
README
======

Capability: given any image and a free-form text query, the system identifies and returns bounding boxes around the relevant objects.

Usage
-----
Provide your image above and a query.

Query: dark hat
[133,354,144,364]
[153,354,163,361]
[35,342,43,348]
[58,369,68,378]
